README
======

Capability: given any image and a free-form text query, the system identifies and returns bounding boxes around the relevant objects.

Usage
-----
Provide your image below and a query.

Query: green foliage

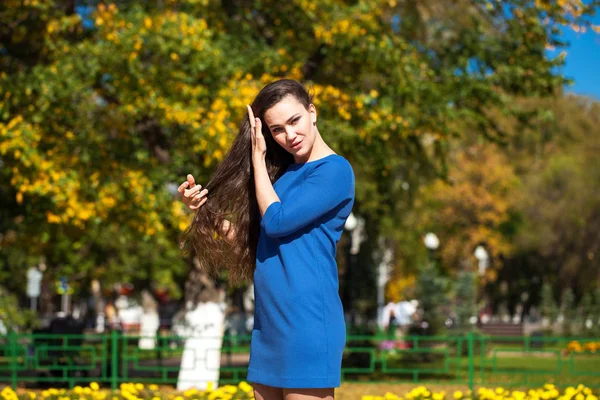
[415,262,449,335]
[560,288,575,336]
[540,282,558,328]
[0,286,39,332]
[455,271,477,331]
[593,288,600,337]
[578,293,593,337]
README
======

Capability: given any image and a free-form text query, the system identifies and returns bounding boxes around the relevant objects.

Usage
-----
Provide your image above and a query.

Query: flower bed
[363,384,598,400]
[1,383,597,400]
[566,341,600,354]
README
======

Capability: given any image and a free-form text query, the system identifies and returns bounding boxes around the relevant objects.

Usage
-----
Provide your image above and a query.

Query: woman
[178,79,355,400]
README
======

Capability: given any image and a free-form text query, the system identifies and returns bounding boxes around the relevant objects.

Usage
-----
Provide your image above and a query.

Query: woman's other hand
[248,105,267,162]
[178,174,208,210]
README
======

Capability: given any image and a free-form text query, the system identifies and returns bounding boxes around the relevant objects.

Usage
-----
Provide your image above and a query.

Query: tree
[540,281,558,329]
[593,287,600,337]
[510,96,600,298]
[0,286,39,332]
[402,143,521,280]
[415,262,449,335]
[1,0,598,305]
[560,288,575,336]
[455,271,477,331]
[578,292,593,337]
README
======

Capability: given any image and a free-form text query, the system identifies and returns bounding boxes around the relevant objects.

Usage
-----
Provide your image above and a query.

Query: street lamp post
[474,245,489,323]
[343,212,364,329]
[377,244,393,330]
[474,245,489,276]
[423,233,440,266]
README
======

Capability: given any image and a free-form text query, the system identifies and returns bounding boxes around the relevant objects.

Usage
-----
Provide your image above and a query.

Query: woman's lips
[291,140,303,150]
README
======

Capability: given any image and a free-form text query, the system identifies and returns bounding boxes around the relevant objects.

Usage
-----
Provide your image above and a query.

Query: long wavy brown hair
[182,79,314,284]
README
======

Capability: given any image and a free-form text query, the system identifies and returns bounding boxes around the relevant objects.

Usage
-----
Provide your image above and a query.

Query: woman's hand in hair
[247,105,267,163]
[178,174,208,210]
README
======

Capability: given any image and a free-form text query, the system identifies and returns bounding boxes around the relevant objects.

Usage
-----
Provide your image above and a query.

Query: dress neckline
[289,153,339,168]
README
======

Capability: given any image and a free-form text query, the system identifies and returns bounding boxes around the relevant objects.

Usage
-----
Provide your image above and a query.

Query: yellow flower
[238,381,253,393]
[576,394,585,400]
[90,382,100,391]
[135,383,144,391]
[149,385,159,391]
[454,392,463,400]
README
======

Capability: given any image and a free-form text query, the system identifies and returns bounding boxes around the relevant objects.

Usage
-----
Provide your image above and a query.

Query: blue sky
[558,13,600,100]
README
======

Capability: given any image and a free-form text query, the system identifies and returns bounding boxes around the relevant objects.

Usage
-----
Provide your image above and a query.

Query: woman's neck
[295,132,335,163]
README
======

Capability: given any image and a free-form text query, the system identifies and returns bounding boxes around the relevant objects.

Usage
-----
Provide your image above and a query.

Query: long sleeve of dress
[260,159,353,238]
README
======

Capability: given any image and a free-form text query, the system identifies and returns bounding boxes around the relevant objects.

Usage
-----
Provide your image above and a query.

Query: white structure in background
[243,283,255,332]
[377,241,394,329]
[139,290,160,350]
[26,266,43,311]
[176,301,225,391]
[91,280,106,333]
[175,268,225,391]
[116,295,143,330]
[474,245,489,276]
[382,300,419,327]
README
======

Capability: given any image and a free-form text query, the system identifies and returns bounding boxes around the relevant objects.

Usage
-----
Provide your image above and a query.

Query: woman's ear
[309,104,317,125]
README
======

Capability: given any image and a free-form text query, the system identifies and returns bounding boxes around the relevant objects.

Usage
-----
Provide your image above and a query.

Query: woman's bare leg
[283,388,335,400]
[253,383,284,400]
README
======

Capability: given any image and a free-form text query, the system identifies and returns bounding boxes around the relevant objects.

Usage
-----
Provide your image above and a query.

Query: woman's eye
[291,117,300,125]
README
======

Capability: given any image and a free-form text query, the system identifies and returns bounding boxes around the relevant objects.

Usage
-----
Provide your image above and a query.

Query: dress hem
[247,368,341,389]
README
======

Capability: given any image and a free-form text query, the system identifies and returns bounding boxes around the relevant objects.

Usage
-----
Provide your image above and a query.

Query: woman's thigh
[253,383,284,400]
[283,388,335,400]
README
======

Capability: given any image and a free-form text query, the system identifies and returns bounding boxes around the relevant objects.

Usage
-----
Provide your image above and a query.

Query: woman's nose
[285,126,296,141]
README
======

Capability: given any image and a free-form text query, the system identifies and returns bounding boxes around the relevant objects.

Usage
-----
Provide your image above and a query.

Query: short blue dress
[246,154,355,388]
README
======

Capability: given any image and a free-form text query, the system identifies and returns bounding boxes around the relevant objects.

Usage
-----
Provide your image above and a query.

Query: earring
[313,121,317,126]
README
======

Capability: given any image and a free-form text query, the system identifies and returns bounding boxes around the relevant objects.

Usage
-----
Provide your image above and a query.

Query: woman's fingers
[247,105,256,127]
[193,189,208,199]
[247,105,257,150]
[187,174,196,187]
[247,105,266,156]
[189,197,207,210]
[178,174,196,195]
[254,117,262,136]
[184,184,202,198]
[177,181,189,195]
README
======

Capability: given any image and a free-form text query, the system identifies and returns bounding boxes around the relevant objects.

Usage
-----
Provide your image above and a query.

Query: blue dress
[246,154,355,389]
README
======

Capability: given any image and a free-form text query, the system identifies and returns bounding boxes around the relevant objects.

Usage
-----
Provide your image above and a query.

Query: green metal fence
[0,332,598,389]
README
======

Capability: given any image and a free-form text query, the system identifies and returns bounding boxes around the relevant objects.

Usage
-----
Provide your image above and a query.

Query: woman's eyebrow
[268,113,301,129]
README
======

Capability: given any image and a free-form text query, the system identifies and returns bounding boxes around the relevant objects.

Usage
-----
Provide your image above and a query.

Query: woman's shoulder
[308,154,354,182]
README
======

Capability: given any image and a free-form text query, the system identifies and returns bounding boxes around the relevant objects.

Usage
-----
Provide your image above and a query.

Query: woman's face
[263,95,317,162]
